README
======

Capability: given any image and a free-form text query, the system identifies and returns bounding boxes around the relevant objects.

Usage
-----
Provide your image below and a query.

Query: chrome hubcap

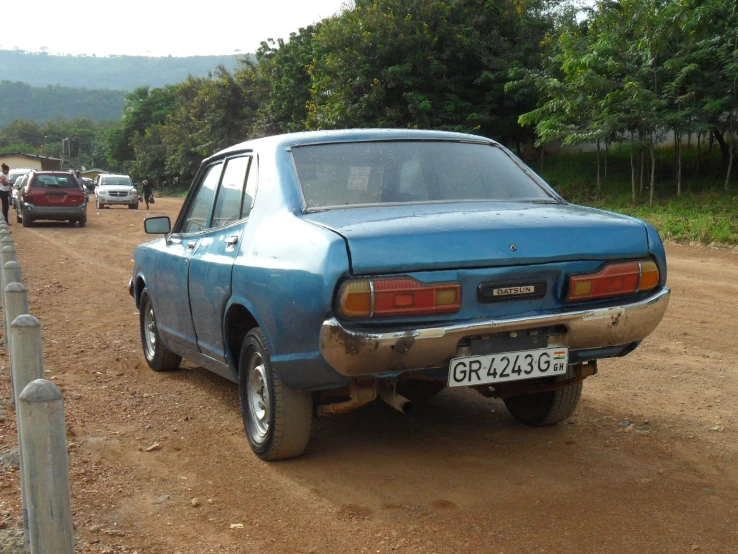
[246,352,270,443]
[143,304,157,359]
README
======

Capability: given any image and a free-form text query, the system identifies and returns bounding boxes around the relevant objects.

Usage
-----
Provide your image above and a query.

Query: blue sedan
[129,129,670,460]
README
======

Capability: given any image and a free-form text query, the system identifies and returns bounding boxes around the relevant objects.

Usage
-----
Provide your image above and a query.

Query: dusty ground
[0,197,737,554]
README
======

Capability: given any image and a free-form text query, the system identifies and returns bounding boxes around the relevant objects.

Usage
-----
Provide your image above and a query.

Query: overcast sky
[2,0,348,57]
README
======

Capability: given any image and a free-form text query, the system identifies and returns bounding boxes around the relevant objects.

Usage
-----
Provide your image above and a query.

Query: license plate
[448,346,568,387]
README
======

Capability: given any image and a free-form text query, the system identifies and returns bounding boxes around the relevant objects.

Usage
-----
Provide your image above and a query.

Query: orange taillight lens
[567,259,660,302]
[338,277,461,318]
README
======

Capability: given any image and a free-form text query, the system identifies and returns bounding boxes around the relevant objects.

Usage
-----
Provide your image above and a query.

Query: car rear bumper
[23,204,86,220]
[319,287,671,377]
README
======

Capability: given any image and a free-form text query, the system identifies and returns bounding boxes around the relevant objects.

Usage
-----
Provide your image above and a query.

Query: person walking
[142,179,154,210]
[0,163,12,225]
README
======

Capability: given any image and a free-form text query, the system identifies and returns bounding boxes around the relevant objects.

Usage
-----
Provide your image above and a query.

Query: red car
[18,171,88,227]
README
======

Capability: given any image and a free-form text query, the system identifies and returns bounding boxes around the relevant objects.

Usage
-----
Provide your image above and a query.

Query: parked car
[17,171,87,227]
[11,174,29,209]
[95,174,138,209]
[8,168,33,185]
[129,129,670,461]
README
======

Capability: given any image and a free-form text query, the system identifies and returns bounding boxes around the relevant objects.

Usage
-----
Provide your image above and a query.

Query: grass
[537,146,738,246]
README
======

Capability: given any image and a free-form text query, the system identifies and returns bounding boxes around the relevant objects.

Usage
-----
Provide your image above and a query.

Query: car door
[153,162,223,350]
[188,155,257,362]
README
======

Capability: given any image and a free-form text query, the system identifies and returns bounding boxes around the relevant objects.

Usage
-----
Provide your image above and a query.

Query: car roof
[31,171,75,175]
[100,174,131,178]
[209,129,497,161]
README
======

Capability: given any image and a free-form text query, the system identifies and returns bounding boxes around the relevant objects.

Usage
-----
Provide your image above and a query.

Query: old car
[129,129,670,460]
[18,171,87,227]
[95,174,138,209]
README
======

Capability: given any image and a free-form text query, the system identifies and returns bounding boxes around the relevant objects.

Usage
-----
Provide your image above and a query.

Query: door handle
[187,241,197,250]
[225,235,239,247]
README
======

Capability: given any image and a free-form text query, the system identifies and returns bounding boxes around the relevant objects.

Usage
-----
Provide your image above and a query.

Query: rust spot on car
[611,314,621,326]
[392,335,415,354]
[330,326,370,356]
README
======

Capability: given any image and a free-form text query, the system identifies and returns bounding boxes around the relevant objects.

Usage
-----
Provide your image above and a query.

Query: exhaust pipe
[380,389,414,414]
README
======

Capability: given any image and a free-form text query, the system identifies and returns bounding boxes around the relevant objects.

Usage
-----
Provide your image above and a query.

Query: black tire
[139,288,181,372]
[22,215,32,227]
[238,328,313,461]
[78,218,86,228]
[396,380,446,404]
[129,203,138,210]
[96,199,104,209]
[503,382,582,426]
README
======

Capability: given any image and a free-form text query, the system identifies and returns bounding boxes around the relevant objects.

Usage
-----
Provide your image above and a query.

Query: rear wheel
[22,215,32,227]
[503,382,582,426]
[139,288,181,372]
[78,217,86,228]
[238,329,313,460]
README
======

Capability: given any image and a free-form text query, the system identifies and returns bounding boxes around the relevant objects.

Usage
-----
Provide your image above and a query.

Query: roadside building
[0,152,61,171]
[81,168,107,179]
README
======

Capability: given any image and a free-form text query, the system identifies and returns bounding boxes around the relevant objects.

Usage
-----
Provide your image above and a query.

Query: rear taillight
[567,260,659,302]
[338,277,461,318]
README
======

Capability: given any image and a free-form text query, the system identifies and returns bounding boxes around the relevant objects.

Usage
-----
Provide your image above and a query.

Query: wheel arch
[134,274,147,309]
[223,298,265,376]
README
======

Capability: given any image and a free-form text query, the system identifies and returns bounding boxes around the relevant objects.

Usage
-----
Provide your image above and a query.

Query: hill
[0,81,126,126]
[0,50,242,90]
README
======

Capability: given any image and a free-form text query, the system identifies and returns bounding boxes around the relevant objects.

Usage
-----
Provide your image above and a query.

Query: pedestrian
[0,163,11,225]
[142,179,154,210]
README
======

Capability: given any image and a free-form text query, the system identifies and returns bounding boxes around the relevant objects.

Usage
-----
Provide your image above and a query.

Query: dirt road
[1,198,737,553]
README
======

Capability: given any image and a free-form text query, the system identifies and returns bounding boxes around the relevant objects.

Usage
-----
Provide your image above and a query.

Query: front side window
[291,141,553,210]
[211,156,250,228]
[180,163,223,233]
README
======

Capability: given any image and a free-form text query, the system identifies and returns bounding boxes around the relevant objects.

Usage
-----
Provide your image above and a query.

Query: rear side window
[291,141,552,209]
[32,175,79,189]
[181,163,223,233]
[211,156,250,228]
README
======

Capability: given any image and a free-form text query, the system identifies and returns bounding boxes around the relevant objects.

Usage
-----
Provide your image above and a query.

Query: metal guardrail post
[17,379,74,554]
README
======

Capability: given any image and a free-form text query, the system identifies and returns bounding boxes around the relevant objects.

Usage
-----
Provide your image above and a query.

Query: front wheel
[238,329,313,460]
[503,382,582,426]
[96,199,104,209]
[129,203,138,210]
[139,288,181,371]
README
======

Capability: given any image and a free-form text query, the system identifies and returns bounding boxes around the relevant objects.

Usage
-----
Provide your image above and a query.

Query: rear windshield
[101,176,132,187]
[291,141,553,209]
[32,175,79,189]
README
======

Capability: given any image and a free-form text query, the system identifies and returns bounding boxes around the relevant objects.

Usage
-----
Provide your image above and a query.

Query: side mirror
[144,216,171,234]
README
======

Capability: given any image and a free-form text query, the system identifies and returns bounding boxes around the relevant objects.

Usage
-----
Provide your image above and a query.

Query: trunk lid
[30,188,84,207]
[303,202,649,274]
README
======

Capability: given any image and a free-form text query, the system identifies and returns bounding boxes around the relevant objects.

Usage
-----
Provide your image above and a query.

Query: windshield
[291,141,553,210]
[9,171,30,184]
[101,176,133,187]
[32,174,80,189]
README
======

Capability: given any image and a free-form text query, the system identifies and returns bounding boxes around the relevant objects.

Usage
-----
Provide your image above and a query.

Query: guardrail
[1,221,74,553]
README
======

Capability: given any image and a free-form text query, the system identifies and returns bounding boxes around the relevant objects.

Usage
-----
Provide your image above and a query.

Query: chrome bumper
[319,288,671,377]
